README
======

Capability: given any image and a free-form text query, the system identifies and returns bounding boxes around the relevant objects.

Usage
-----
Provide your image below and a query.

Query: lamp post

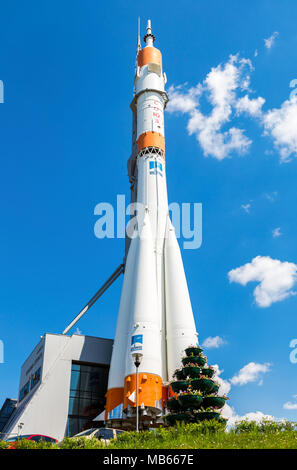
[132,352,143,433]
[17,422,24,437]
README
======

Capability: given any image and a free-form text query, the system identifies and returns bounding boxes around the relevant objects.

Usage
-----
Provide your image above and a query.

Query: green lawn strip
[1,420,297,449]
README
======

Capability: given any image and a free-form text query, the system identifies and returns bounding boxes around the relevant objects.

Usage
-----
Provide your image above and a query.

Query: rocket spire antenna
[137,16,141,55]
[144,18,155,45]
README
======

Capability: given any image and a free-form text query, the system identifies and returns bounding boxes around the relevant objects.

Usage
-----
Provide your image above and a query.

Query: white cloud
[283,395,297,410]
[202,336,226,349]
[235,95,265,117]
[210,363,280,428]
[167,55,256,160]
[272,227,282,238]
[241,203,251,213]
[222,404,276,427]
[262,97,297,162]
[167,53,297,162]
[212,364,231,396]
[228,255,297,307]
[283,401,297,410]
[167,84,201,114]
[264,32,279,49]
[230,362,271,386]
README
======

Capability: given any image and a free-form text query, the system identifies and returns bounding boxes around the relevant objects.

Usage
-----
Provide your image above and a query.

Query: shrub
[35,440,58,449]
[258,419,296,433]
[169,345,229,426]
[58,436,105,449]
[13,439,39,449]
[234,419,297,434]
[9,438,57,449]
[0,440,9,449]
[188,419,227,434]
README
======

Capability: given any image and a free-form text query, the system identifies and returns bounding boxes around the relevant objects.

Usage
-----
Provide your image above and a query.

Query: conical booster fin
[164,218,198,380]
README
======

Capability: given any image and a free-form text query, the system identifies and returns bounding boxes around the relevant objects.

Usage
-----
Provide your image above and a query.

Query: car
[5,434,58,448]
[74,427,124,443]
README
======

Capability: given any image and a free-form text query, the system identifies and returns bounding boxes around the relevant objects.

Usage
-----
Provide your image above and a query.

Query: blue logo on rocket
[131,334,143,352]
[149,161,163,177]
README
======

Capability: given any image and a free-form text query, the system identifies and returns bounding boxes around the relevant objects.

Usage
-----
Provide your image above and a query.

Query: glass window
[44,437,56,442]
[19,367,42,402]
[30,367,41,390]
[68,397,79,415]
[66,362,109,437]
[79,398,92,416]
[96,429,114,440]
[19,382,30,402]
[29,435,43,442]
[28,435,56,442]
[6,434,31,442]
[66,417,79,437]
[79,390,92,399]
[70,370,80,391]
[76,428,96,437]
[5,436,18,442]
[0,400,17,431]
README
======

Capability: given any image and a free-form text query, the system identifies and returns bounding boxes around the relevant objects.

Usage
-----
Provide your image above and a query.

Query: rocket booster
[105,20,198,426]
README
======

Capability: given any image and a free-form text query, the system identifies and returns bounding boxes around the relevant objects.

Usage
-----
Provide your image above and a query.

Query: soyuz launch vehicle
[105,20,198,428]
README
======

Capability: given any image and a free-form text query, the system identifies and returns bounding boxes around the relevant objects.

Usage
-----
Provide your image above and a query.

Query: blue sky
[0,0,297,423]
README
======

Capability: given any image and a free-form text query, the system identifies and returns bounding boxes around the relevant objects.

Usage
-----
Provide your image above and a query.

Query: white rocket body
[105,21,198,425]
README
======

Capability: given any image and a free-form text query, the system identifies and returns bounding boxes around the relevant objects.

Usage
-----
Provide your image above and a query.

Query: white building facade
[2,333,112,441]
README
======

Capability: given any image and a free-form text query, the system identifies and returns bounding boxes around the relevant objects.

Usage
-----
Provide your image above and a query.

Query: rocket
[105,20,198,427]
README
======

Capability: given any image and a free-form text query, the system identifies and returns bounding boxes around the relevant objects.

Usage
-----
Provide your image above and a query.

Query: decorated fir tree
[165,345,228,425]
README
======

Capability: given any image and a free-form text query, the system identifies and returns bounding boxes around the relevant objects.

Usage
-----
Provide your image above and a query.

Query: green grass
[108,420,297,449]
[109,429,297,449]
[1,420,297,449]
